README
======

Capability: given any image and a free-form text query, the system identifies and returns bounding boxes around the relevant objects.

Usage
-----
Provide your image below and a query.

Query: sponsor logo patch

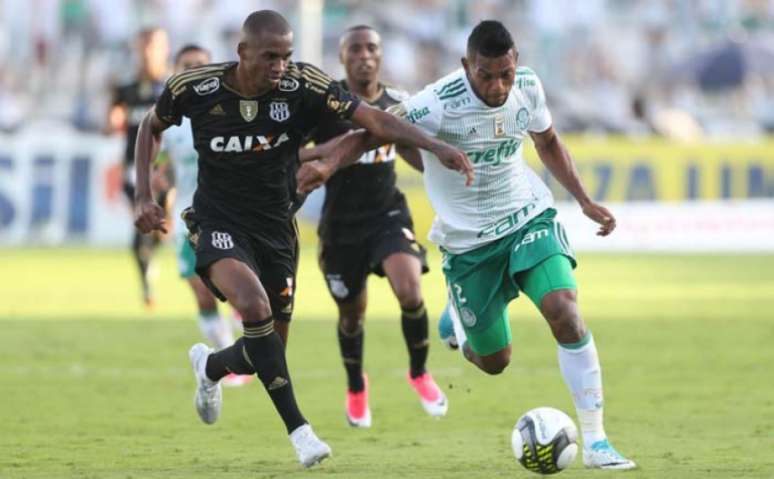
[279,77,300,92]
[208,104,226,116]
[459,307,477,327]
[279,277,294,297]
[269,101,290,122]
[239,100,258,122]
[326,274,349,299]
[407,106,430,123]
[193,77,220,95]
[211,231,233,250]
[267,376,288,390]
[209,133,290,153]
[516,107,530,130]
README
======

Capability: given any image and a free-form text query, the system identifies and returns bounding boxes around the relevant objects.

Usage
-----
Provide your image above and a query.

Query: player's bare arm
[396,144,423,172]
[530,126,616,236]
[297,130,369,193]
[301,129,422,171]
[298,106,472,193]
[134,108,171,234]
[351,103,472,182]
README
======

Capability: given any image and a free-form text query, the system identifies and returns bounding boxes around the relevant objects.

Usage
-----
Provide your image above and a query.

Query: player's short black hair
[243,10,292,37]
[174,44,209,64]
[346,24,375,33]
[339,24,379,47]
[467,20,515,58]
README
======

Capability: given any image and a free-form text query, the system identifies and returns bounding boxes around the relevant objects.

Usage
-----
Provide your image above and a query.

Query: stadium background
[2,1,773,478]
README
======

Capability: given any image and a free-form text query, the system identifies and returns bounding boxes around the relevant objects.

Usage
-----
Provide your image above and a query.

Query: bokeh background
[2,1,773,478]
[2,0,773,252]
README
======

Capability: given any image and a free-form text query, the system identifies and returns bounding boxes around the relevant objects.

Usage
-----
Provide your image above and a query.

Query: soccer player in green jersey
[298,20,635,470]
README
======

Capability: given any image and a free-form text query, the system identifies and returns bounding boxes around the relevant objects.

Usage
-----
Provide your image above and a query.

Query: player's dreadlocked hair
[174,44,209,64]
[467,20,515,58]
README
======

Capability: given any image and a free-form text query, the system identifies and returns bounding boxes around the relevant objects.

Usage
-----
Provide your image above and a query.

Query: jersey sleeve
[296,63,360,126]
[388,85,443,137]
[154,74,190,126]
[520,68,552,133]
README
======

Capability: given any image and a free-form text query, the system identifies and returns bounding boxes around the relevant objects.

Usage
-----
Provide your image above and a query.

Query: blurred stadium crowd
[1,0,774,138]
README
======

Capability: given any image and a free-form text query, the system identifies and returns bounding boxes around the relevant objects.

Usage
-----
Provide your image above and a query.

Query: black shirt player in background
[301,26,447,429]
[133,11,471,468]
[109,27,170,307]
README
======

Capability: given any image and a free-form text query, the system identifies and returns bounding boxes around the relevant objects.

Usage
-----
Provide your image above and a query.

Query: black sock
[242,317,306,433]
[401,302,429,379]
[205,337,255,380]
[338,323,364,392]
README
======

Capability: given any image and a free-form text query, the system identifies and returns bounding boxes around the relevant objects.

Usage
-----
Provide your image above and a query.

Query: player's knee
[229,288,271,321]
[479,348,511,375]
[394,280,423,310]
[541,290,578,323]
[339,315,363,335]
[482,358,509,375]
[541,290,585,343]
[338,303,365,335]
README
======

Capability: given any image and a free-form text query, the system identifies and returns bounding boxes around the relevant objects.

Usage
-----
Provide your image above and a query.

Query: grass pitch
[2,248,774,478]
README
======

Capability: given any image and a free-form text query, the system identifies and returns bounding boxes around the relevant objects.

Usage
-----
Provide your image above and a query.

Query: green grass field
[2,248,774,478]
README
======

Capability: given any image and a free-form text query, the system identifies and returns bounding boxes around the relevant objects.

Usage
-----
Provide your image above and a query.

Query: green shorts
[442,208,577,356]
[175,231,197,279]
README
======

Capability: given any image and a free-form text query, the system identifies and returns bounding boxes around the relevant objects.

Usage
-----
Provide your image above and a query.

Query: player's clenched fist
[297,159,336,194]
[134,199,167,234]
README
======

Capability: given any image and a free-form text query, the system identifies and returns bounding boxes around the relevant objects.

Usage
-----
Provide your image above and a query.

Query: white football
[511,407,579,475]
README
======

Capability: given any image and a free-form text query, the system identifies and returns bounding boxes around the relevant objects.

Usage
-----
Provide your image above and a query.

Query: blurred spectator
[1,0,773,137]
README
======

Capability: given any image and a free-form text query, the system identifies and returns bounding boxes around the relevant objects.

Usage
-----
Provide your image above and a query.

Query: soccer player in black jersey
[133,10,471,468]
[109,27,170,307]
[301,26,447,428]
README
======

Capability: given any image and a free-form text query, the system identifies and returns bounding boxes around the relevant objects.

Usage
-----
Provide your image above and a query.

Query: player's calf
[400,302,429,379]
[242,317,307,434]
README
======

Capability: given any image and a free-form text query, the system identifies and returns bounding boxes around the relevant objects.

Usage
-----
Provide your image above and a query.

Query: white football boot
[188,343,222,425]
[289,424,332,468]
[583,439,637,470]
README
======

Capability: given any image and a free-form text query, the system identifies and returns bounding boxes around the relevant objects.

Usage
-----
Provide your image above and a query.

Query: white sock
[557,332,607,446]
[447,302,469,358]
[198,311,233,351]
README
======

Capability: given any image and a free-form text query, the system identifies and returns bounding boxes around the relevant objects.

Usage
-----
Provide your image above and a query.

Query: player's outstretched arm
[134,108,171,234]
[297,130,374,193]
[396,145,424,172]
[530,127,616,236]
[351,103,473,183]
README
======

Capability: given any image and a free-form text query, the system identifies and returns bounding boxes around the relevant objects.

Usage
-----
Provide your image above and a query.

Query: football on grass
[511,407,578,474]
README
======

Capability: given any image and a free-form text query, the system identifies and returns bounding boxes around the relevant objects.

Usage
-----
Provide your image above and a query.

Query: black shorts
[184,209,297,322]
[319,214,429,304]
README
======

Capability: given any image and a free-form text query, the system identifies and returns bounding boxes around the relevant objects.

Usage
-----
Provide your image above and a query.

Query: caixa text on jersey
[209,133,290,153]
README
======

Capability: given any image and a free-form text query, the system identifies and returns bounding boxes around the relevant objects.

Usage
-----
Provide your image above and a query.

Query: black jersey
[113,79,165,165]
[154,62,360,248]
[311,81,409,244]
